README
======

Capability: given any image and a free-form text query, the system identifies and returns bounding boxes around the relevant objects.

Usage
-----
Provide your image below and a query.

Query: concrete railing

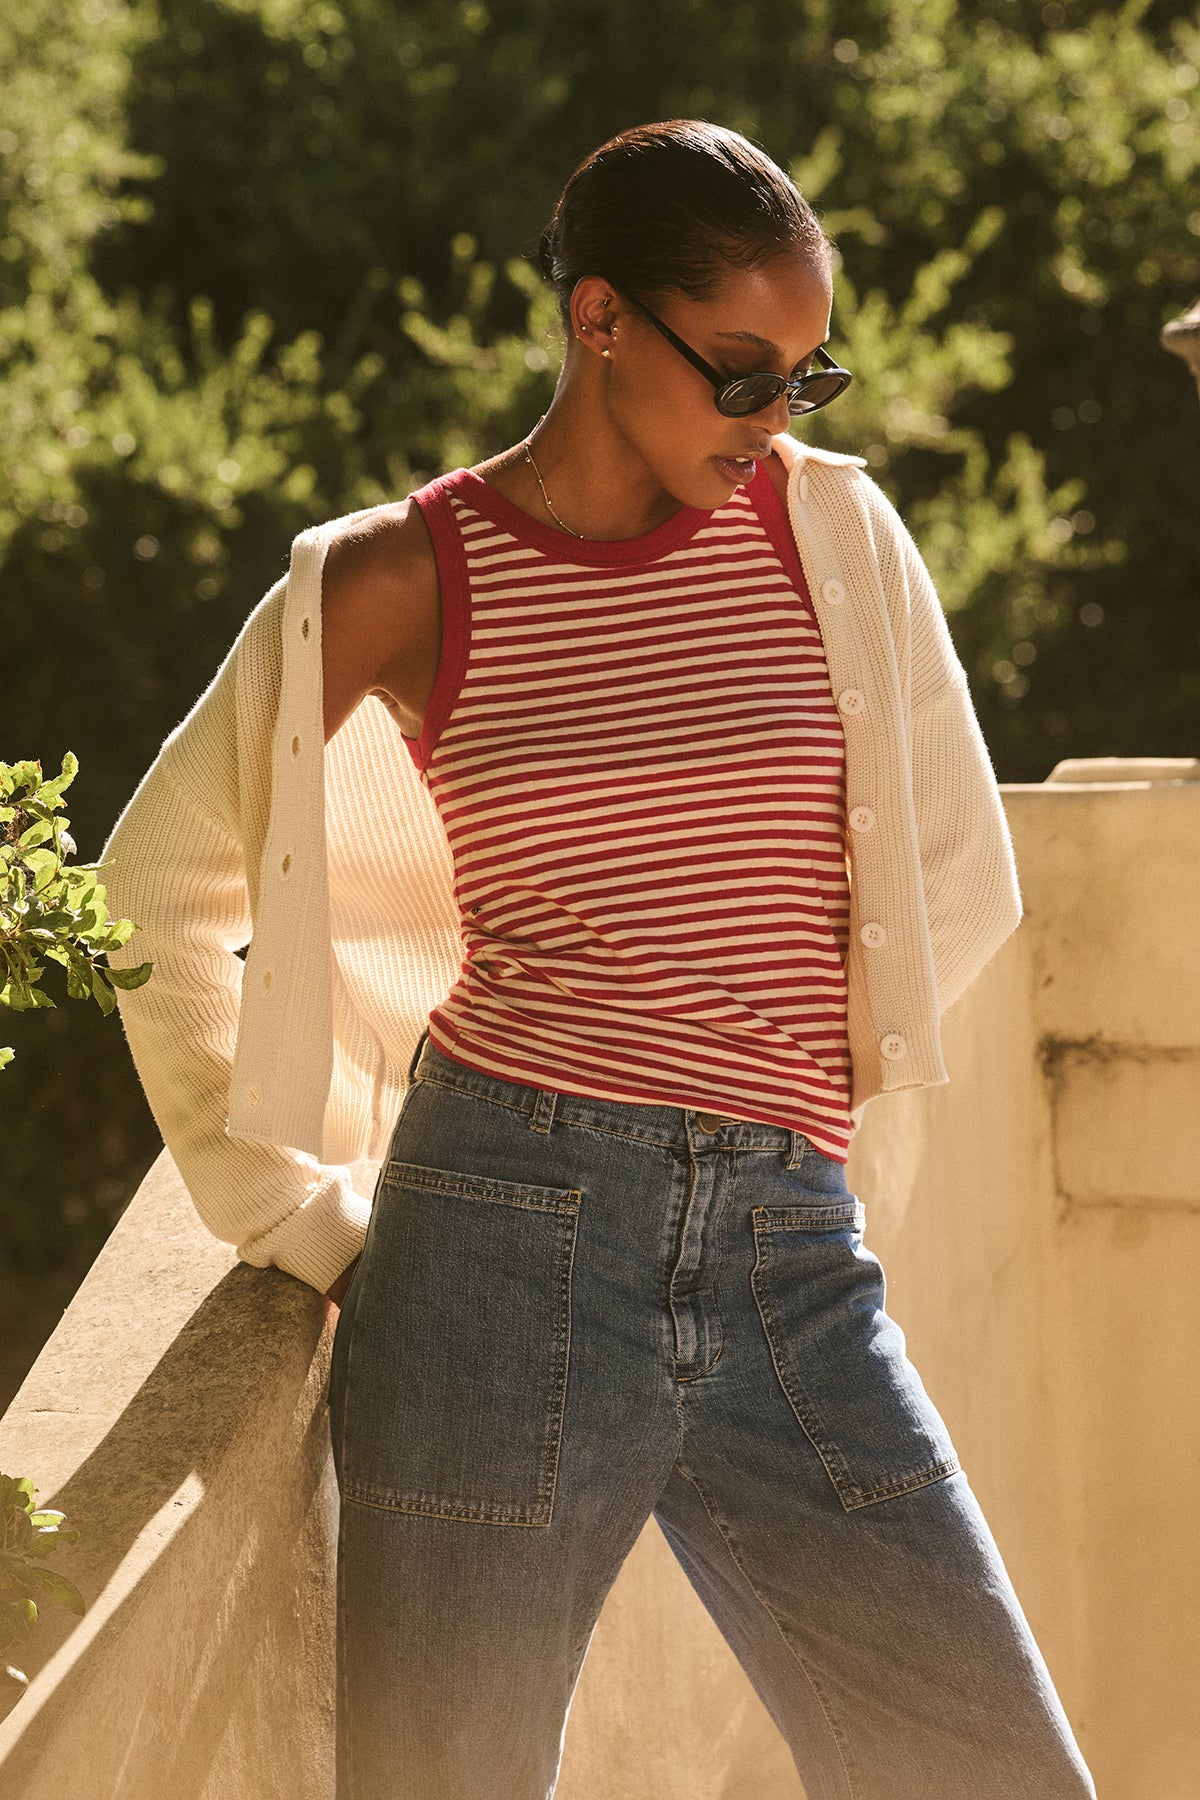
[2,758,1197,1799]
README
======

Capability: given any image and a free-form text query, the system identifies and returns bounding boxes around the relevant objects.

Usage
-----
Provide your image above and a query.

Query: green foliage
[1,0,1198,1389]
[0,754,152,1068]
[0,1471,84,1692]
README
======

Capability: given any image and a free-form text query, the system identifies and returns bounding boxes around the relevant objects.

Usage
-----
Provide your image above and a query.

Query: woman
[101,121,1096,1797]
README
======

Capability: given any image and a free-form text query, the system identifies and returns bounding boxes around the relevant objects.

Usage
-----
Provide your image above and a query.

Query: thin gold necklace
[521,413,586,539]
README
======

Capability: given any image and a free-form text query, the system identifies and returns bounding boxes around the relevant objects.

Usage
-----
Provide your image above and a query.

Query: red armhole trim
[748,462,817,628]
[407,476,472,772]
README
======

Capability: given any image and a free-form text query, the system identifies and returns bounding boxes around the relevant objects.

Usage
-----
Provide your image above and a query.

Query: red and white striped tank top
[405,458,854,1159]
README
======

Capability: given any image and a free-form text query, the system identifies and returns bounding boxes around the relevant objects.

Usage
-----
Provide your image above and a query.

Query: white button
[880,1034,907,1062]
[849,805,876,833]
[860,922,887,948]
[799,472,810,503]
[821,578,845,605]
[838,688,865,716]
[247,1085,261,1106]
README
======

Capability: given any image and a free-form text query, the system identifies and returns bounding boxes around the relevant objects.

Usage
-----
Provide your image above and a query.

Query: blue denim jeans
[327,1030,1096,1800]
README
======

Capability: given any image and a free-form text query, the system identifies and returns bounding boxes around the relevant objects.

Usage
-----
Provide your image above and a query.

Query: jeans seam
[410,1072,529,1118]
[335,1482,355,1798]
[677,1460,860,1800]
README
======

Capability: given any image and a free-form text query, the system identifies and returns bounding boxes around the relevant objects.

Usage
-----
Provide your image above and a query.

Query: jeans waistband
[406,1025,821,1168]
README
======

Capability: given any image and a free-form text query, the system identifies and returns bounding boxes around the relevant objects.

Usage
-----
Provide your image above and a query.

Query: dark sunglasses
[613,289,853,418]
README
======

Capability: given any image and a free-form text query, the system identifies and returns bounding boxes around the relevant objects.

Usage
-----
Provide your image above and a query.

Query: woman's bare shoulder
[324,497,437,592]
[320,497,442,745]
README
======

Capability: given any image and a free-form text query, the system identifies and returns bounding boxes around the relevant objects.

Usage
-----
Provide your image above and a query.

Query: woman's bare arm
[321,498,443,748]
[319,499,442,1304]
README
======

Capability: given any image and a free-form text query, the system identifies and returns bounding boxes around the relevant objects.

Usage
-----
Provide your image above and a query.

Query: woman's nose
[756,390,794,434]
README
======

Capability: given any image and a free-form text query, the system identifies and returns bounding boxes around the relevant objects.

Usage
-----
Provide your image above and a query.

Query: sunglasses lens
[717,376,786,417]
[787,373,849,415]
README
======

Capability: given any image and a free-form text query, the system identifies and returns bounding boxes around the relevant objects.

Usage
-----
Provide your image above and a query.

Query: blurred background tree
[2,0,1198,1401]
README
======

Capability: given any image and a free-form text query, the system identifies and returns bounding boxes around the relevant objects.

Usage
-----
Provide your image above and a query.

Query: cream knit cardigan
[99,430,1022,1295]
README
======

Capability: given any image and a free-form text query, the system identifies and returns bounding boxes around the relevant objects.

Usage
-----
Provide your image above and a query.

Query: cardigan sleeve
[911,670,1023,1012]
[889,492,1024,1012]
[98,655,373,1299]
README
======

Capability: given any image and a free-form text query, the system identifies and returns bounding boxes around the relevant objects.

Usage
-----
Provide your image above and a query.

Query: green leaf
[38,753,78,800]
[0,1596,38,1652]
[0,1552,27,1589]
[28,1567,84,1614]
[102,960,153,990]
[35,913,73,935]
[65,960,92,1002]
[90,968,117,1014]
[1,986,52,1014]
[21,847,59,890]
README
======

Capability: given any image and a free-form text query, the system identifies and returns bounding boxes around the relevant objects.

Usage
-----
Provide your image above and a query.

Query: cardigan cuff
[235,1172,374,1295]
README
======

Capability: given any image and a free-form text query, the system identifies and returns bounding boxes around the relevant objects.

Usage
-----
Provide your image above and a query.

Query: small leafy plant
[1,1473,85,1697]
[0,752,152,1070]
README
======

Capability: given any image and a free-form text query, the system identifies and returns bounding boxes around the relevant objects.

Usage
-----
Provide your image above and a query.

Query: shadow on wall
[0,1154,338,1797]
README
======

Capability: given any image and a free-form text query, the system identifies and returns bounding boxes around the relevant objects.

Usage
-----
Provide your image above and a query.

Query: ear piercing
[576,323,618,356]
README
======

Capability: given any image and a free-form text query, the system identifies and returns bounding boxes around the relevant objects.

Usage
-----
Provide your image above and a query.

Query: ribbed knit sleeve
[884,490,1024,1011]
[97,603,374,1298]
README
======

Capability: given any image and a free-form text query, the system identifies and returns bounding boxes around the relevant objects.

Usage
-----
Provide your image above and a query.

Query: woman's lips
[711,454,758,485]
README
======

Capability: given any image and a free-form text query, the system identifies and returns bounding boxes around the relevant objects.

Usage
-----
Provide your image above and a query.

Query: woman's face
[595,249,835,506]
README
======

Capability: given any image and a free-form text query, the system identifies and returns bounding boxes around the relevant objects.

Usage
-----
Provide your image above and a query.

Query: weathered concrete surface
[845,762,1200,1800]
[2,759,1197,1799]
[0,1153,341,1799]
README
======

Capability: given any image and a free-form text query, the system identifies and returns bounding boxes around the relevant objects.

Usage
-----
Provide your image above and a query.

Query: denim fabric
[327,1030,1096,1800]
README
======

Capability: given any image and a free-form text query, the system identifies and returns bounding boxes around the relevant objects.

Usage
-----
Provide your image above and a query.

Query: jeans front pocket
[338,1158,581,1526]
[751,1189,962,1513]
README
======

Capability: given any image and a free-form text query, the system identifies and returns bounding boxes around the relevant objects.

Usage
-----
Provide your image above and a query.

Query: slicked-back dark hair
[536,120,832,336]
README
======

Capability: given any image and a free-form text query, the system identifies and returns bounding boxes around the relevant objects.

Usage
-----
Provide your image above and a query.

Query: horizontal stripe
[408,460,854,1160]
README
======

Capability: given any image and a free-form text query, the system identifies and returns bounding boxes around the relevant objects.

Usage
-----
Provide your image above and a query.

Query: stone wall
[2,759,1196,1799]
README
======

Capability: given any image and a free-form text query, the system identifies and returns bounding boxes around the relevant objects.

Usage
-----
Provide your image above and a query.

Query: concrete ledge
[3,759,1196,1798]
[0,1151,339,1798]
[1043,756,1200,784]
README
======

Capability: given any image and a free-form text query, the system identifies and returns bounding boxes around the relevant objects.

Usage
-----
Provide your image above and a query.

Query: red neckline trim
[448,466,717,566]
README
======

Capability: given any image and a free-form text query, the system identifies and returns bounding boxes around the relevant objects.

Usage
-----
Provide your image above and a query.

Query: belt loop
[785,1129,807,1170]
[407,1024,431,1085]
[530,1088,558,1134]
